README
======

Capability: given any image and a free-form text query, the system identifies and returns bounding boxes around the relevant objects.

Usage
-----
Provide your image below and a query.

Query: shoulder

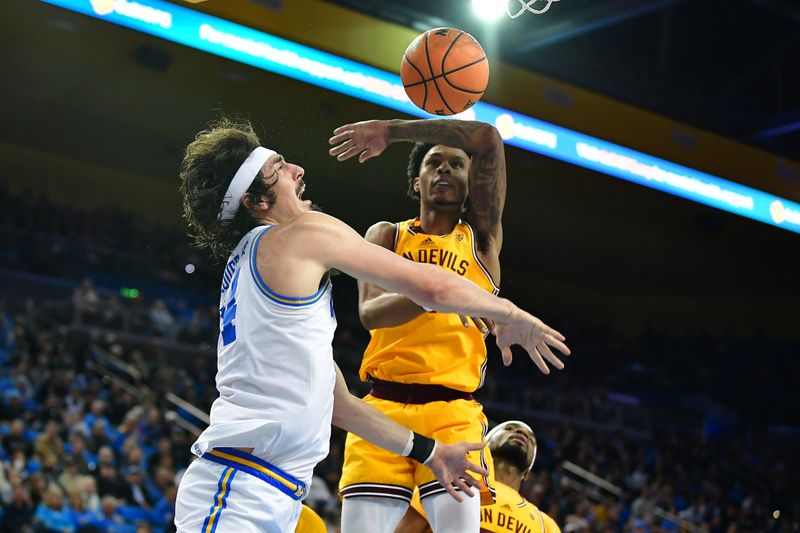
[364,221,396,248]
[281,212,355,242]
[278,212,367,259]
[540,509,561,533]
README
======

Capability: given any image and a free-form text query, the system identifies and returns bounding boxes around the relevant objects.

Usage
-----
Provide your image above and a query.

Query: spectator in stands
[72,277,100,315]
[34,419,65,469]
[148,299,175,338]
[149,482,178,528]
[96,462,132,503]
[147,436,175,477]
[65,431,94,473]
[124,465,154,509]
[88,420,112,456]
[4,483,35,531]
[67,485,99,530]
[96,446,116,469]
[28,472,48,507]
[57,456,82,495]
[3,418,32,456]
[78,474,101,512]
[84,399,111,436]
[33,483,75,533]
[95,495,135,533]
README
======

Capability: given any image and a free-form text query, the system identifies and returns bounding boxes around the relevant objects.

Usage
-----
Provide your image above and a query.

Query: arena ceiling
[331,0,800,161]
[1,0,798,335]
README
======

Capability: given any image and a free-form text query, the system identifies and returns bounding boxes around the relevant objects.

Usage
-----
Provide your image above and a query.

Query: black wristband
[408,432,436,464]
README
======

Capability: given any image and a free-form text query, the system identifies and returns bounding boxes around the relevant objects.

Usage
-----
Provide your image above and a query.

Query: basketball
[401,27,489,116]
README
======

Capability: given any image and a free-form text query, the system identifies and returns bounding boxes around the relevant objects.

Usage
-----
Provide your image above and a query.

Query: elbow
[476,123,502,149]
[358,307,376,331]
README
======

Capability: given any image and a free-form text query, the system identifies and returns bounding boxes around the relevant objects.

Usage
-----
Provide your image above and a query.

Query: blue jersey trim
[202,466,236,533]
[202,447,307,500]
[249,225,330,307]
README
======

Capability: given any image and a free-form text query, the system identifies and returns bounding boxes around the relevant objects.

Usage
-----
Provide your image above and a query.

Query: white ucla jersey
[191,224,337,484]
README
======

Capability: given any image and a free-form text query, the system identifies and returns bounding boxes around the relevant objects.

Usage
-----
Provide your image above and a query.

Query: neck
[418,204,461,235]
[494,460,525,492]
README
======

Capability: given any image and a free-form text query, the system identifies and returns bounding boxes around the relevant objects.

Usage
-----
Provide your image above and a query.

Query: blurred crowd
[0,186,797,532]
[0,305,186,532]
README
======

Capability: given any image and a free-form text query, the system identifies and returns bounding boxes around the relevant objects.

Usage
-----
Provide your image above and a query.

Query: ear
[413,177,421,193]
[242,193,270,214]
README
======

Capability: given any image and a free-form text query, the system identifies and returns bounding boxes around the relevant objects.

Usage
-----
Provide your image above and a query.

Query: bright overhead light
[471,0,506,22]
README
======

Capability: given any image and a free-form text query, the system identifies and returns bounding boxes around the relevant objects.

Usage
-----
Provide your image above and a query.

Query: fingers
[544,334,571,356]
[444,480,463,503]
[331,124,354,137]
[336,146,364,161]
[461,475,483,490]
[458,315,470,328]
[328,131,353,146]
[464,459,489,478]
[538,342,565,370]
[527,346,550,375]
[469,317,489,334]
[497,340,513,367]
[482,318,496,334]
[358,150,377,163]
[462,440,488,453]
[546,326,566,342]
[452,477,475,498]
[328,139,355,157]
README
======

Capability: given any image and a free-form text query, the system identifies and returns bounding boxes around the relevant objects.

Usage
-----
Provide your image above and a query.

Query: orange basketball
[401,27,489,116]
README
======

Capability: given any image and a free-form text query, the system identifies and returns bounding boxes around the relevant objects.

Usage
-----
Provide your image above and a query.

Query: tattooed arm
[388,119,506,254]
[329,118,507,254]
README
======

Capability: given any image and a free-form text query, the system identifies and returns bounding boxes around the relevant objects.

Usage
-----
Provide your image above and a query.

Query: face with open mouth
[260,154,313,219]
[415,145,470,207]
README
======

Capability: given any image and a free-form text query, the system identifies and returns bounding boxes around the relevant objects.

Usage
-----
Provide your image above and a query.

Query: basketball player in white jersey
[174,119,570,532]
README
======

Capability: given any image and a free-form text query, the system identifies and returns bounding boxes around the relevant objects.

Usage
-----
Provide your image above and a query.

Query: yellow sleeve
[295,504,327,533]
[541,511,561,533]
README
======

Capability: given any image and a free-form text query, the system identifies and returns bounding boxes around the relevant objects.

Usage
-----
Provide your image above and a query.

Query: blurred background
[1,0,798,531]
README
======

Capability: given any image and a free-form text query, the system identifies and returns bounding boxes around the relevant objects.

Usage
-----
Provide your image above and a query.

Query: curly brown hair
[179,118,277,262]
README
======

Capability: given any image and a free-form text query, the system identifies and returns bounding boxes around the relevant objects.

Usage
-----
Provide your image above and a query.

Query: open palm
[494,310,570,374]
[328,120,389,163]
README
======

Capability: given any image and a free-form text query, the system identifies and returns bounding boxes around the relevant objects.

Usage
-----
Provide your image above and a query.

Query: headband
[486,420,537,471]
[218,146,277,221]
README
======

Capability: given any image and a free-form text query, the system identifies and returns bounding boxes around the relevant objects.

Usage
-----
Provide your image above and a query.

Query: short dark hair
[406,142,435,201]
[179,118,277,262]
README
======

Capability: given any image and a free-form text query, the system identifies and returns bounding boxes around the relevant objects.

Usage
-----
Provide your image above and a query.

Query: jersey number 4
[220,268,241,346]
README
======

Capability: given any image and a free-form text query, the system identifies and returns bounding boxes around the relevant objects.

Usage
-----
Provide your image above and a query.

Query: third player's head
[486,420,537,476]
[407,143,470,211]
[180,118,311,261]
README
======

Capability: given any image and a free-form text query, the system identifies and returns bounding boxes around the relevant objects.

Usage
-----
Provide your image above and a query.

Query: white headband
[218,146,277,221]
[486,420,537,471]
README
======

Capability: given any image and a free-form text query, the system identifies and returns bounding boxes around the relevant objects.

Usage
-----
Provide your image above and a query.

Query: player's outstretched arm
[294,212,570,373]
[328,118,498,169]
[331,363,486,502]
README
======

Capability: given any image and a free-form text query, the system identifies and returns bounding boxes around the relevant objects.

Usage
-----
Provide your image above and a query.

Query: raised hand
[494,309,570,374]
[328,120,390,163]
[424,440,488,502]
